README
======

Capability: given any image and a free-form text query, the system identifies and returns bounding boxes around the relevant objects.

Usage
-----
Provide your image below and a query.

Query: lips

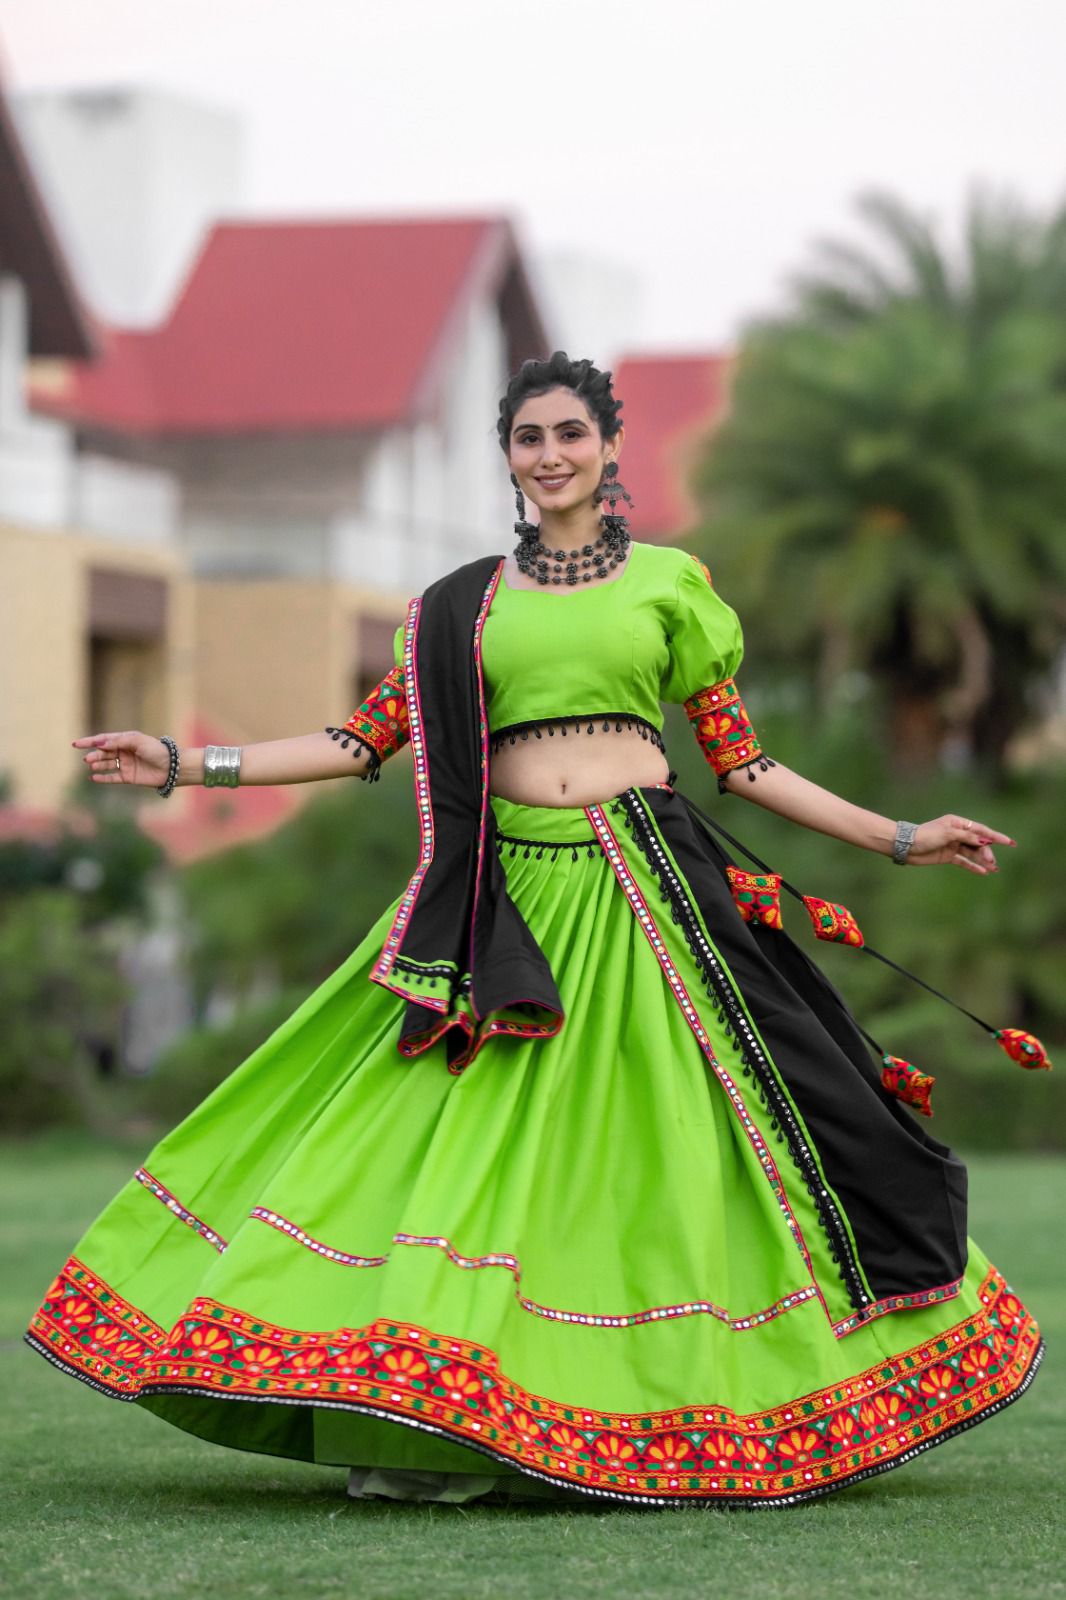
[537,475,574,489]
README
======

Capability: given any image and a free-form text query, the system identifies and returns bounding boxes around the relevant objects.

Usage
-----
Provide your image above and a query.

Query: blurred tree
[693,185,1066,778]
[0,892,125,1131]
[179,764,417,1013]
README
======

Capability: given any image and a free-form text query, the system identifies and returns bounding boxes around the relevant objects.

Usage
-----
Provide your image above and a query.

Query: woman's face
[507,387,621,518]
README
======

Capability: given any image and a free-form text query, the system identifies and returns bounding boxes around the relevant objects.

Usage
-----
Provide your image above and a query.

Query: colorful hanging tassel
[803,895,865,948]
[881,1055,935,1117]
[726,866,783,929]
[995,1029,1053,1071]
[678,793,1056,1092]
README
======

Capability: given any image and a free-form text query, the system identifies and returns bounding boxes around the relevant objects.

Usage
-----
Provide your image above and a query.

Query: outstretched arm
[719,759,1014,875]
[75,729,381,788]
[684,677,1014,875]
[75,666,410,791]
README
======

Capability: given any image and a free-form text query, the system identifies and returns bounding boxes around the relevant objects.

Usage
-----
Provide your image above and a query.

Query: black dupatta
[369,555,563,1071]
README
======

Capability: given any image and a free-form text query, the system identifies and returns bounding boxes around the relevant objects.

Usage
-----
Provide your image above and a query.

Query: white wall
[330,293,514,596]
[1,277,180,540]
[72,454,180,545]
[0,274,72,525]
[14,87,245,326]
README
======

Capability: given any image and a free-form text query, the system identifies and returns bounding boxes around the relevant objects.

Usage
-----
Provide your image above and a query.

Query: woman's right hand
[73,731,171,788]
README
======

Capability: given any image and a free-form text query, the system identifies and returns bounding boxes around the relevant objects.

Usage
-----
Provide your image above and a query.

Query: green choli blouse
[393,542,744,736]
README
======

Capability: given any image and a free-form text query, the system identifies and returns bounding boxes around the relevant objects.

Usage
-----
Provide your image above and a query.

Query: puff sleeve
[323,616,411,781]
[662,555,775,793]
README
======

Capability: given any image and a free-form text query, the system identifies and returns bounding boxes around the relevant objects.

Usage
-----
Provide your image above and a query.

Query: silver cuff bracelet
[892,819,918,865]
[203,744,242,788]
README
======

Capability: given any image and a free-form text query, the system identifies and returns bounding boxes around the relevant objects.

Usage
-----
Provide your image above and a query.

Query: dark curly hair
[496,351,624,454]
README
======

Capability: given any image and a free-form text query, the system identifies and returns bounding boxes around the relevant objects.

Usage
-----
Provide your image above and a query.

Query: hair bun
[496,351,624,454]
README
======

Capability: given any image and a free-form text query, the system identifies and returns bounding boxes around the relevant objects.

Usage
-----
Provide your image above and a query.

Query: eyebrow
[511,418,589,436]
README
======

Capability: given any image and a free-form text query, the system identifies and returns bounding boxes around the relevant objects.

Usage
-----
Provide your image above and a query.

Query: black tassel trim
[324,727,382,782]
[495,831,602,864]
[717,754,778,795]
[490,714,666,756]
[616,789,871,1314]
[392,955,464,994]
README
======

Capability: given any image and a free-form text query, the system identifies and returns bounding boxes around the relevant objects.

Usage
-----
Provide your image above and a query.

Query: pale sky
[1,0,1063,349]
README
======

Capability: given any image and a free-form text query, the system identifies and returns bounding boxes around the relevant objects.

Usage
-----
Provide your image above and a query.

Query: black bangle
[156,735,180,798]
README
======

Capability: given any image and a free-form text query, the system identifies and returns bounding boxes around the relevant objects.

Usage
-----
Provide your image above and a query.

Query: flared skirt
[25,786,1043,1506]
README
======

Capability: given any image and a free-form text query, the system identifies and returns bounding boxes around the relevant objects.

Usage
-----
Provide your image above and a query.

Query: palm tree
[693,185,1066,776]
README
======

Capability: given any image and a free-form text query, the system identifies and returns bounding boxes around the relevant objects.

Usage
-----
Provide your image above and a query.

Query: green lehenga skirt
[25,789,1043,1507]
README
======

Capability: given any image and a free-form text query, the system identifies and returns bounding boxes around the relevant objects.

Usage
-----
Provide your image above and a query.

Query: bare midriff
[489,725,669,807]
[487,551,669,806]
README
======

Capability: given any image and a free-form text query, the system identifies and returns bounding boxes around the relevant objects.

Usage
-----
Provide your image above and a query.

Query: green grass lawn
[1,1133,1062,1600]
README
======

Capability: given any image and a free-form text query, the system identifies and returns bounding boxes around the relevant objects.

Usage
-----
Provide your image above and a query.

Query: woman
[27,352,1043,1508]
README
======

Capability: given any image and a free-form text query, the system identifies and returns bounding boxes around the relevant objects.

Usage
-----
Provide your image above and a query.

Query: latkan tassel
[995,1029,1053,1071]
[881,1055,935,1117]
[803,895,865,948]
[726,866,783,929]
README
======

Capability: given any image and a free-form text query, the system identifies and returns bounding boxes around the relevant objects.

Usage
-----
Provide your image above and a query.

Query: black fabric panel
[393,558,562,1059]
[643,787,968,1300]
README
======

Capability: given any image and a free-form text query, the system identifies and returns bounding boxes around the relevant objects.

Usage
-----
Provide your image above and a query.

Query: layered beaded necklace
[513,518,631,587]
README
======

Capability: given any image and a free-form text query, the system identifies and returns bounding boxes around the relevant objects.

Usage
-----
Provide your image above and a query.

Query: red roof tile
[30,215,542,434]
[611,353,735,541]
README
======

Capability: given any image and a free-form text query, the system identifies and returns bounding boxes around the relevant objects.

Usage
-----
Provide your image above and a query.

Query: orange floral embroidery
[919,1364,958,1402]
[380,1348,429,1385]
[236,1344,284,1374]
[684,678,765,781]
[186,1325,230,1356]
[646,1433,694,1467]
[64,1298,96,1329]
[548,1423,585,1456]
[508,1408,541,1446]
[26,1258,1041,1506]
[703,1429,740,1468]
[828,1412,859,1447]
[872,1393,904,1427]
[777,1426,822,1464]
[960,1343,995,1378]
[593,1434,638,1472]
[333,1342,373,1373]
[288,1348,327,1375]
[342,666,410,763]
[436,1365,481,1404]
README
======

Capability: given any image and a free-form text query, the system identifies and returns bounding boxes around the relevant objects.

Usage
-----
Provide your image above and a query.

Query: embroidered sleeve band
[326,666,410,781]
[684,678,775,792]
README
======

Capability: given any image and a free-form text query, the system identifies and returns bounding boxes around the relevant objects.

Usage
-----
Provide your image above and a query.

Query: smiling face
[507,387,622,519]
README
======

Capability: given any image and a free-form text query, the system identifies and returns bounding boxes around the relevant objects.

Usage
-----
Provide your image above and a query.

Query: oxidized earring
[510,471,538,540]
[596,460,634,558]
[596,460,635,517]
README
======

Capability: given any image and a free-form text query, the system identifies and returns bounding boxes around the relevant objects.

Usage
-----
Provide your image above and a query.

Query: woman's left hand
[907,815,1015,874]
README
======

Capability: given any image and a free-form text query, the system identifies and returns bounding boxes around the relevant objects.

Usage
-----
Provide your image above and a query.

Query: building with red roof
[11,81,740,850]
[28,212,553,766]
[0,66,192,820]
